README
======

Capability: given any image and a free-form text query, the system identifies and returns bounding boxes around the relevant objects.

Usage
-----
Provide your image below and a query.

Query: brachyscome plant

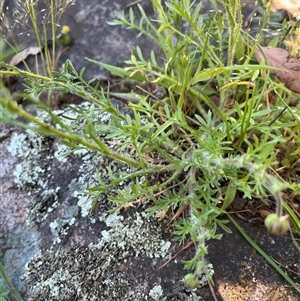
[0,0,299,295]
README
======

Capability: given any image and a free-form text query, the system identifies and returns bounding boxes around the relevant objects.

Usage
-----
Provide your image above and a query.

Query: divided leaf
[255,46,300,94]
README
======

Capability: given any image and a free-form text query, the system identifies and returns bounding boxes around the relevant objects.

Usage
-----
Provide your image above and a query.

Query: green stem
[0,70,51,81]
[0,68,109,109]
[1,99,142,168]
[0,262,24,301]
[244,1,274,65]
[27,0,46,74]
[50,0,56,71]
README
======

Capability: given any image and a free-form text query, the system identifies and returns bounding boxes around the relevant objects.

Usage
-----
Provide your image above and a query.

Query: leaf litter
[255,46,300,94]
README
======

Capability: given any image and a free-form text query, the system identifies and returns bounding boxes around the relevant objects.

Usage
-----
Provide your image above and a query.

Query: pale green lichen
[148,285,166,300]
[7,130,51,190]
[22,181,173,300]
[198,263,214,287]
[48,200,79,244]
[99,211,171,258]
[53,143,70,162]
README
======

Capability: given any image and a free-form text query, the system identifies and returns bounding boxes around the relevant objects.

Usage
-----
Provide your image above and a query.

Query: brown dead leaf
[9,46,41,66]
[255,46,300,94]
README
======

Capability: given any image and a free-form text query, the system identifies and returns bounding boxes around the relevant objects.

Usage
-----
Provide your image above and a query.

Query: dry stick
[158,241,194,270]
[270,256,300,277]
[268,106,288,126]
[208,281,218,301]
[126,0,144,8]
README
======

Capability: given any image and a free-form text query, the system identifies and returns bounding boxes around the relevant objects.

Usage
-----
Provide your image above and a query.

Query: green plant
[93,0,300,284]
[0,0,299,295]
[0,0,74,75]
[0,260,24,301]
[0,285,9,301]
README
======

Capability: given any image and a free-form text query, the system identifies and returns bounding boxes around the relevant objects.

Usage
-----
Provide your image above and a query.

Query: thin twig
[158,241,194,269]
[126,0,144,8]
[268,106,288,126]
[208,281,218,301]
[270,256,300,277]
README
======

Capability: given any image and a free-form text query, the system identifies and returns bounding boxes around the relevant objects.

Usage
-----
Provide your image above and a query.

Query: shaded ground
[0,0,299,300]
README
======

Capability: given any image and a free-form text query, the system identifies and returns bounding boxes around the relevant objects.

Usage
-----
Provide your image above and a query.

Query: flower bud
[264,213,290,235]
[183,273,199,291]
[57,25,72,46]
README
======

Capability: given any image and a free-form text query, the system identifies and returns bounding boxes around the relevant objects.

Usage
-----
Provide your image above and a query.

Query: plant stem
[0,67,109,108]
[50,0,56,71]
[1,98,142,168]
[0,262,24,301]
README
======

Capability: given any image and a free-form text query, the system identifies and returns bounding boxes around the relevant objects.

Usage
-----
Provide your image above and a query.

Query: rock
[0,103,211,300]
[0,102,299,301]
[0,1,299,300]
